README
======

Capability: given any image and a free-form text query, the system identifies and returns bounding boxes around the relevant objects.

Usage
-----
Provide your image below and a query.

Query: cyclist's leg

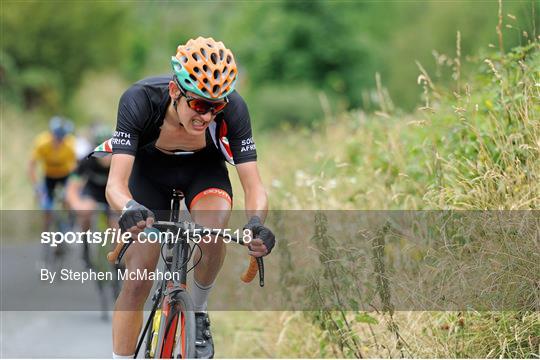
[184,163,233,359]
[37,177,55,266]
[185,159,233,290]
[188,190,232,287]
[56,175,69,206]
[77,190,99,228]
[42,177,56,231]
[77,185,108,265]
[112,172,170,356]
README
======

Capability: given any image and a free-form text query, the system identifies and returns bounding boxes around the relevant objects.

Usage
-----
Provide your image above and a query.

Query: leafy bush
[246,83,337,130]
[1,1,130,110]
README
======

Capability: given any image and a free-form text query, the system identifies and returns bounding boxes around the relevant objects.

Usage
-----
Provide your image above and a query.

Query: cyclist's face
[51,134,65,144]
[169,82,215,135]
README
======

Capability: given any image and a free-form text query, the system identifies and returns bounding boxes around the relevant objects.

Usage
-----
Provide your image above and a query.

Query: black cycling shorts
[44,175,69,201]
[128,141,232,219]
[81,184,107,205]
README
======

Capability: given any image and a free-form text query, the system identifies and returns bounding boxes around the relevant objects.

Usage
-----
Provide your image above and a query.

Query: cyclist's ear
[168,81,181,99]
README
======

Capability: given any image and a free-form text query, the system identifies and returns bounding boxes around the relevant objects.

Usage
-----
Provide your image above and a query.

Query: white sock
[192,279,214,312]
[112,352,134,359]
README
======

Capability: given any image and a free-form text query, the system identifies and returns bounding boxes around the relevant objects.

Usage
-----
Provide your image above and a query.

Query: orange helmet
[171,37,238,100]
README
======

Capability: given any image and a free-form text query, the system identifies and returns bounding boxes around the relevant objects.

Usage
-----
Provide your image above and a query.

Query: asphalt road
[1,244,117,358]
[1,311,113,358]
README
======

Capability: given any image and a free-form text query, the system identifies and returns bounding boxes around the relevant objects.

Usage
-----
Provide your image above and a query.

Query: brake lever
[257,257,264,287]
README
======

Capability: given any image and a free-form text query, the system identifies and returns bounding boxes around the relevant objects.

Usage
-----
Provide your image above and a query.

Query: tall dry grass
[237,18,539,359]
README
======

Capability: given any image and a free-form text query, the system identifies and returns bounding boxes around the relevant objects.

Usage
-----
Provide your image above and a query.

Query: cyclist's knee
[78,211,93,227]
[190,195,231,229]
[122,278,153,300]
[125,254,159,276]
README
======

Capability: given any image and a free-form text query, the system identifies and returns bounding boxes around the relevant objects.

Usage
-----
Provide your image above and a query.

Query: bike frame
[137,189,190,358]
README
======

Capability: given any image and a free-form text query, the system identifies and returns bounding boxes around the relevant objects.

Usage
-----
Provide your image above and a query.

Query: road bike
[107,190,264,358]
[80,205,123,320]
[40,186,74,271]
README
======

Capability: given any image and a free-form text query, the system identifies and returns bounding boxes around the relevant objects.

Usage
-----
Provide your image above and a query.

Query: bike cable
[160,242,173,272]
[185,242,202,274]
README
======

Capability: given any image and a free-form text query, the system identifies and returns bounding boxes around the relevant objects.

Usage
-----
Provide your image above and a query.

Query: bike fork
[134,287,162,358]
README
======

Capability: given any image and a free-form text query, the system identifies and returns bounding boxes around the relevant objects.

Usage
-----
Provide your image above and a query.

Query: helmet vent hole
[189,74,197,82]
[203,78,208,84]
[181,56,188,64]
[229,70,235,78]
[203,64,208,72]
[210,53,218,65]
[219,50,224,60]
[192,53,199,61]
[194,66,200,73]
[201,48,207,58]
[212,85,219,93]
[213,70,219,80]
[226,55,232,64]
[184,79,191,87]
[207,42,213,48]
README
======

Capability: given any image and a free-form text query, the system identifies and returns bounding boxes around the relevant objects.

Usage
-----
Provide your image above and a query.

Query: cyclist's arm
[106,154,135,211]
[28,141,43,186]
[236,161,274,257]
[236,161,268,221]
[28,158,38,186]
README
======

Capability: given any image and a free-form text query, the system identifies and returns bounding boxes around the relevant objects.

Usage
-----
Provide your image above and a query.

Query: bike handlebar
[106,220,265,286]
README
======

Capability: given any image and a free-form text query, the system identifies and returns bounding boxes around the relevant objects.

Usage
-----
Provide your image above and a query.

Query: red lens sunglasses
[175,79,228,115]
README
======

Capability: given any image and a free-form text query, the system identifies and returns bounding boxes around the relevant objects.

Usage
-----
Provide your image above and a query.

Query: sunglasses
[176,81,228,115]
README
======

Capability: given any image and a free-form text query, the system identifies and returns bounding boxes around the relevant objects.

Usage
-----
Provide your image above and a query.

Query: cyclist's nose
[200,111,213,122]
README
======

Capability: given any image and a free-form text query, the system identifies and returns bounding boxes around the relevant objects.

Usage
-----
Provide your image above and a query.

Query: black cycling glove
[119,200,155,232]
[244,216,276,255]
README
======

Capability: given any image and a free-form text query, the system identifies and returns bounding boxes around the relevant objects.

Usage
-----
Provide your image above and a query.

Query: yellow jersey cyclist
[103,37,275,359]
[28,116,77,229]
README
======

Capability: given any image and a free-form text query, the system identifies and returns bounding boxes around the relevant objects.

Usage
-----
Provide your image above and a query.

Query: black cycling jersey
[112,76,257,165]
[75,157,109,204]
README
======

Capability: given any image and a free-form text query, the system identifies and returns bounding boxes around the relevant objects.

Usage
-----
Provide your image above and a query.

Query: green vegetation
[2,1,537,124]
[2,1,539,358]
[224,15,539,357]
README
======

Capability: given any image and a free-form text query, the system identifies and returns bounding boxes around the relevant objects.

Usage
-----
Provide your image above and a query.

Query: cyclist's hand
[119,200,155,240]
[244,216,275,257]
[33,184,42,197]
[33,184,45,204]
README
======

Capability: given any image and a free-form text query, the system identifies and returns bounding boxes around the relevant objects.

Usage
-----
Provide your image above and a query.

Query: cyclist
[28,116,77,231]
[66,125,116,267]
[104,37,275,359]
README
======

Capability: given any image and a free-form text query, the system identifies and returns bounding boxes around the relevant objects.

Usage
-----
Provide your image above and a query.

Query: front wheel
[172,292,196,359]
[155,291,196,359]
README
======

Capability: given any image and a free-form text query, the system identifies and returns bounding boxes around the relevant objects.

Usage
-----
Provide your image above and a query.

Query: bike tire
[172,291,196,359]
[157,291,196,359]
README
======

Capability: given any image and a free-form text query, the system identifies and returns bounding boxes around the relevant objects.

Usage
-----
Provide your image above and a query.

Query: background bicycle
[39,185,74,272]
[81,206,123,320]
